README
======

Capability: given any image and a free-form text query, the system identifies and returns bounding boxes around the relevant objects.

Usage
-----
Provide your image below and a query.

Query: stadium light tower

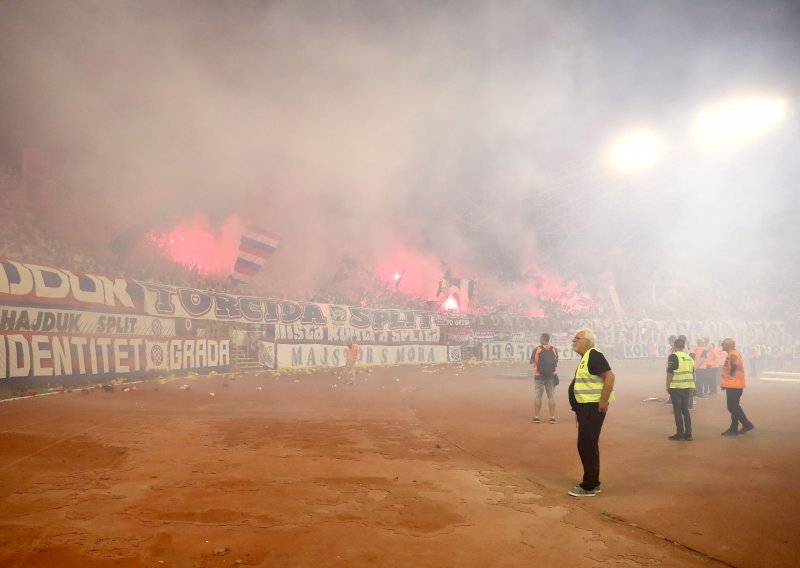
[608,129,664,173]
[692,95,787,152]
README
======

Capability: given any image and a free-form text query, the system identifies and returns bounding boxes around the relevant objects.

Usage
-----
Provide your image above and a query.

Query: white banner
[480,341,580,363]
[276,343,449,369]
[258,340,276,370]
[0,336,231,379]
[0,306,175,336]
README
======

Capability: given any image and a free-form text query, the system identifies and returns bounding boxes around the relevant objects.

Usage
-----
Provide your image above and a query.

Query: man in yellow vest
[721,338,754,436]
[568,328,615,497]
[666,337,696,441]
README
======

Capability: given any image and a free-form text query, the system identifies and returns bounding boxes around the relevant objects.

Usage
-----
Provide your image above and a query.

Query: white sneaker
[568,485,596,497]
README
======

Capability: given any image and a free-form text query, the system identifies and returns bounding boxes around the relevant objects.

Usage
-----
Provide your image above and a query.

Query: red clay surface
[1,359,798,567]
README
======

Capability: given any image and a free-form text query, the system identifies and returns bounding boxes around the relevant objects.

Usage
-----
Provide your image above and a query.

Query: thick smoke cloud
[1,0,798,311]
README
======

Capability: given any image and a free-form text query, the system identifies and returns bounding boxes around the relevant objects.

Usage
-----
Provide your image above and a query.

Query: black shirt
[667,353,679,372]
[569,349,612,409]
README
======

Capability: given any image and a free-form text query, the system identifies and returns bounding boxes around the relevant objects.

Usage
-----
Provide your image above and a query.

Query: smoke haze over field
[1,0,799,312]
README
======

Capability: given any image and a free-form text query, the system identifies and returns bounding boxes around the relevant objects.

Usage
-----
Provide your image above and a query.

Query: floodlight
[692,96,787,151]
[608,129,664,172]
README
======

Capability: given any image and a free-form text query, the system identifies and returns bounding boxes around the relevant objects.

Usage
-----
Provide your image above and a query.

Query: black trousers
[575,403,606,491]
[697,369,710,394]
[669,388,692,436]
[726,388,752,430]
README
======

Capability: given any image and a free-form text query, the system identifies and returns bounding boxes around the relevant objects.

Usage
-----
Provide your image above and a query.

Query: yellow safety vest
[669,351,695,389]
[574,348,615,403]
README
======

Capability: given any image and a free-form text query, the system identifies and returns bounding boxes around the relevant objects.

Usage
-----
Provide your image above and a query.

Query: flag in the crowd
[435,268,452,297]
[230,226,281,284]
[435,268,475,310]
[449,277,475,310]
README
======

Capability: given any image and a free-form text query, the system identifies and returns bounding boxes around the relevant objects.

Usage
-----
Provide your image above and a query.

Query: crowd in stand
[1,211,793,321]
[2,165,797,321]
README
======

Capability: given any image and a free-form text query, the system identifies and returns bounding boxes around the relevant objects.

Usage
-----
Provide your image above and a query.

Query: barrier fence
[1,258,795,389]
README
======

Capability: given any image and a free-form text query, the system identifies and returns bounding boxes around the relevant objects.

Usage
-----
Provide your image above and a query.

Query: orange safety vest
[721,349,746,389]
[693,346,708,369]
[705,348,716,368]
[716,348,727,368]
[347,343,359,362]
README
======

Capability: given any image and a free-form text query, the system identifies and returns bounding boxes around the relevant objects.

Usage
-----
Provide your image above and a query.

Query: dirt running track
[1,359,798,567]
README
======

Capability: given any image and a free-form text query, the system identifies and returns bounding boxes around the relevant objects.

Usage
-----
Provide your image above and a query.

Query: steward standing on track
[720,338,754,436]
[692,339,708,397]
[667,337,696,441]
[529,333,559,424]
[705,341,718,396]
[344,337,359,385]
[568,328,615,497]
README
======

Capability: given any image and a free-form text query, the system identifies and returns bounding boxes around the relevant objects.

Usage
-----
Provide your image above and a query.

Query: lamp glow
[693,96,787,151]
[608,130,663,172]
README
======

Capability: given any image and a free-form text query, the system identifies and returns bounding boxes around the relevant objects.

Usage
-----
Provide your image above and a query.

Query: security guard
[667,337,696,441]
[568,328,615,497]
[721,338,754,435]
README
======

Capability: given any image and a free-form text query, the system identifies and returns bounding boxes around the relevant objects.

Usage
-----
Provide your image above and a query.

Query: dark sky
[1,0,798,298]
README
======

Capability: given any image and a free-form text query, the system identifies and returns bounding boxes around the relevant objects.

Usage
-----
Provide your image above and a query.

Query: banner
[2,257,795,383]
[0,306,174,336]
[1,259,142,312]
[480,341,580,363]
[276,343,449,369]
[258,340,276,370]
[270,322,440,344]
[0,335,229,379]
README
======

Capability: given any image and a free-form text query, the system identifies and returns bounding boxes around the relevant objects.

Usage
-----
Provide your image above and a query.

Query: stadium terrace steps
[231,347,262,372]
